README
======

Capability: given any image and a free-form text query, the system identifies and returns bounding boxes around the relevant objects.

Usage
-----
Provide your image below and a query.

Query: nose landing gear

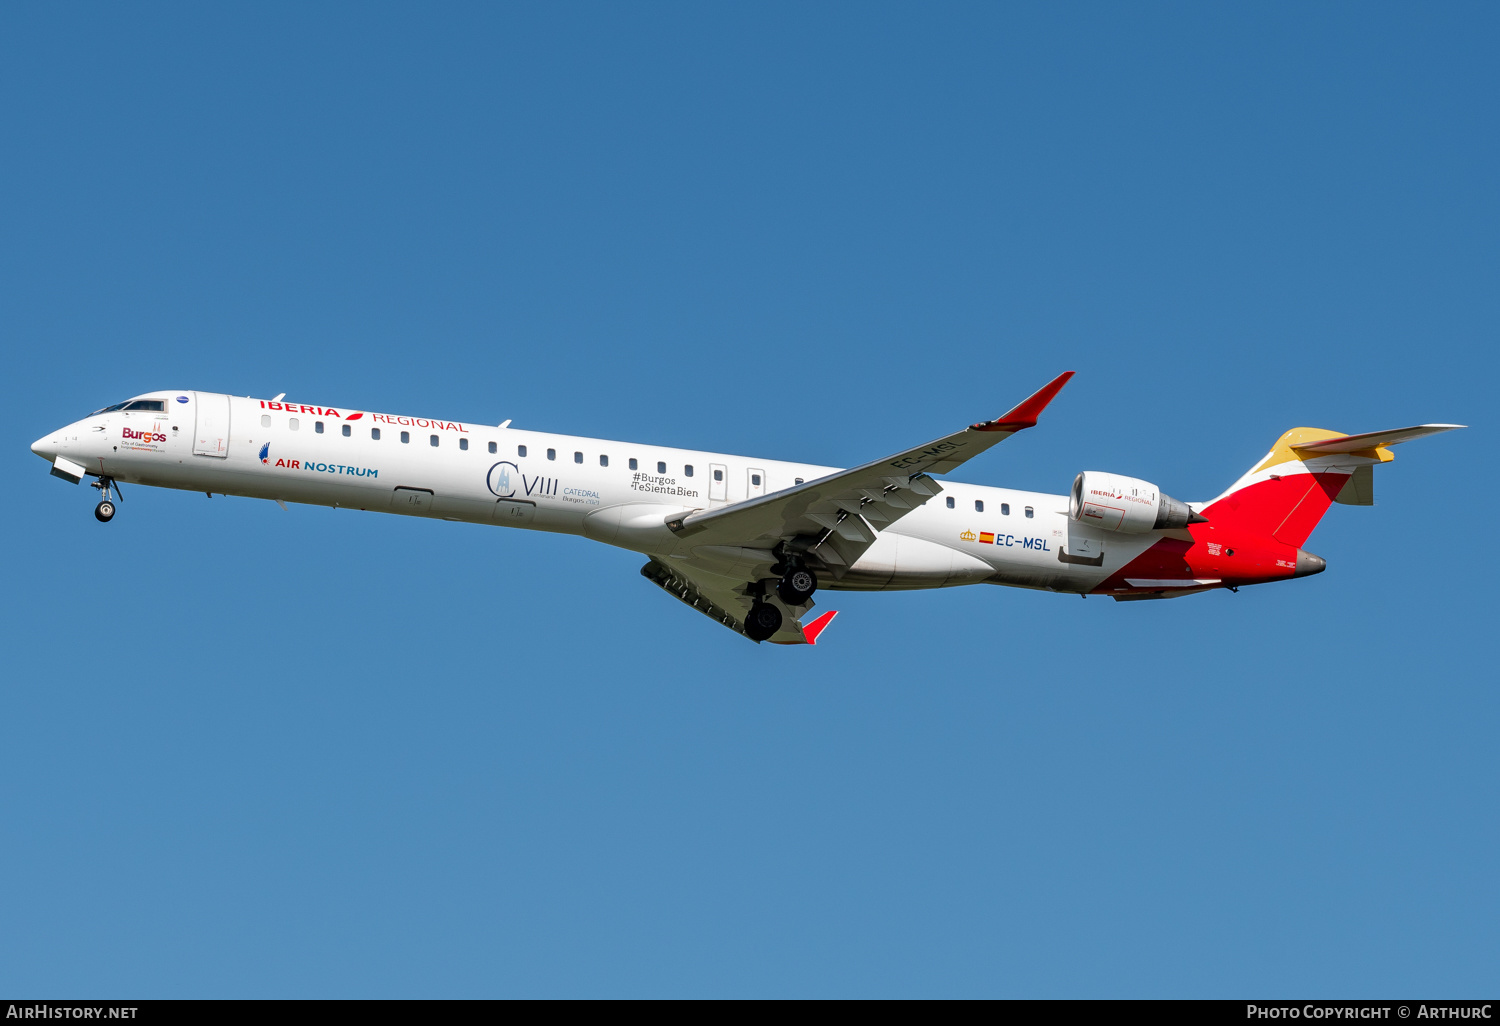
[90,476,121,523]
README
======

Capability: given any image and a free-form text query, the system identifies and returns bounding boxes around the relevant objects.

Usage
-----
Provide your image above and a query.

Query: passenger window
[574,451,583,464]
[261,415,271,428]
[342,424,351,437]
[751,474,761,486]
[946,496,955,509]
[315,421,324,434]
[372,428,381,440]
[657,461,666,474]
[684,465,694,477]
[975,499,984,512]
[629,458,638,470]
[1025,506,1034,518]
[600,455,608,467]
[516,444,525,457]
[713,469,723,482]
[430,435,439,447]
[400,431,410,444]
[547,448,556,461]
[289,418,299,430]
[488,441,497,454]
[459,438,468,451]
[1001,503,1009,515]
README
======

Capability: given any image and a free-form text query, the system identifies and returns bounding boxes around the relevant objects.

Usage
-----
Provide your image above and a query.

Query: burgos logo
[123,427,167,443]
[259,443,271,463]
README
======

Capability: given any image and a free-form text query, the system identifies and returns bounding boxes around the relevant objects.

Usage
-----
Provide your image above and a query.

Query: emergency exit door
[193,392,230,457]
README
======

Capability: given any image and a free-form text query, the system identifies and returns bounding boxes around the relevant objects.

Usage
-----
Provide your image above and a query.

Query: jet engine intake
[1069,471,1200,533]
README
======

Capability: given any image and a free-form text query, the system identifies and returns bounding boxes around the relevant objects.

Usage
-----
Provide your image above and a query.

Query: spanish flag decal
[979,532,995,544]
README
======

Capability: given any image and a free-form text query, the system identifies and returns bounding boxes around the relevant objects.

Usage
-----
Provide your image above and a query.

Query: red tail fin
[1203,423,1462,547]
[1203,428,1371,547]
[1203,471,1346,547]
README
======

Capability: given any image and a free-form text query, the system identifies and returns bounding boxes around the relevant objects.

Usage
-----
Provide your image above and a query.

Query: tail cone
[1293,550,1326,578]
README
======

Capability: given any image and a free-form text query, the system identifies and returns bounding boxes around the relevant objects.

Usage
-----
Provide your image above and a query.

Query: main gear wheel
[743,602,784,642]
[776,567,817,606]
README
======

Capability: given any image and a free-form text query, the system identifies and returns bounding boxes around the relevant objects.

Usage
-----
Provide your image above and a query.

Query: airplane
[30,373,1462,645]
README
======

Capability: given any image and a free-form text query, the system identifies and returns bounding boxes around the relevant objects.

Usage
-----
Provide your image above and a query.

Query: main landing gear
[776,566,817,607]
[91,476,121,523]
[743,602,784,643]
[742,562,819,642]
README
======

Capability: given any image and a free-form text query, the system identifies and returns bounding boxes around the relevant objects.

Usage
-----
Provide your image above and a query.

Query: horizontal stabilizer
[1291,423,1464,454]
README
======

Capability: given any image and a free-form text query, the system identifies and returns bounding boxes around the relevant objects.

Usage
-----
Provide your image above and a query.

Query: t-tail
[1201,423,1465,549]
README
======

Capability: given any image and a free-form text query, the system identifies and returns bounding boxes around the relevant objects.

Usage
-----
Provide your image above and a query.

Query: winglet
[801,610,838,645]
[972,371,1075,432]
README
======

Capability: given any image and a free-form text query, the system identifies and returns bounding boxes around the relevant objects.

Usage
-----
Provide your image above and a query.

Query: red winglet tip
[977,370,1075,431]
[802,610,838,645]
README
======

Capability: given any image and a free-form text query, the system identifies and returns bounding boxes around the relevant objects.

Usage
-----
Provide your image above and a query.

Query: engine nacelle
[1070,472,1198,533]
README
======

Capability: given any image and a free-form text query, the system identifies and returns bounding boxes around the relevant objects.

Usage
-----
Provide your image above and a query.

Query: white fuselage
[33,391,1161,593]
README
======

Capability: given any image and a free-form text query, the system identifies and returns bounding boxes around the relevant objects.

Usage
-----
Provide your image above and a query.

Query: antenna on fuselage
[498,419,512,428]
[272,393,286,402]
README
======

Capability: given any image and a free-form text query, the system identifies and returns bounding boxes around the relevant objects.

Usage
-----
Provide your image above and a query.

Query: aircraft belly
[831,533,993,591]
[583,502,694,551]
[883,499,1148,594]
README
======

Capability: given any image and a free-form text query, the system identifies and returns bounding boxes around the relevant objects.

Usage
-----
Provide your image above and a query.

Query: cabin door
[192,392,230,457]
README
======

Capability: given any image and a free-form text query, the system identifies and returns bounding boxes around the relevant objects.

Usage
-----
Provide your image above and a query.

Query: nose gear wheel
[89,476,122,522]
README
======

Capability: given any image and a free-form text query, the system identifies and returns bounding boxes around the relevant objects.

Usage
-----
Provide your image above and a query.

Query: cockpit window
[89,399,166,415]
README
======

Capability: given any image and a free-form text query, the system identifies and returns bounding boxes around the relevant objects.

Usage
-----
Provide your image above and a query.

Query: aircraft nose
[1292,549,1327,578]
[31,433,56,462]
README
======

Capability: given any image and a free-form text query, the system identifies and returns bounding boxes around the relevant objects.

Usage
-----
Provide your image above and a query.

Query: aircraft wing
[665,371,1074,573]
[640,559,838,645]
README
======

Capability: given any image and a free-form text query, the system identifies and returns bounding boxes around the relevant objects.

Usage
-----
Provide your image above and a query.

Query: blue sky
[1,3,1494,997]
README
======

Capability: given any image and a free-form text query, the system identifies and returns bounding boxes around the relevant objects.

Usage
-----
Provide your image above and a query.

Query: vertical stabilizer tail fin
[1201,424,1462,548]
